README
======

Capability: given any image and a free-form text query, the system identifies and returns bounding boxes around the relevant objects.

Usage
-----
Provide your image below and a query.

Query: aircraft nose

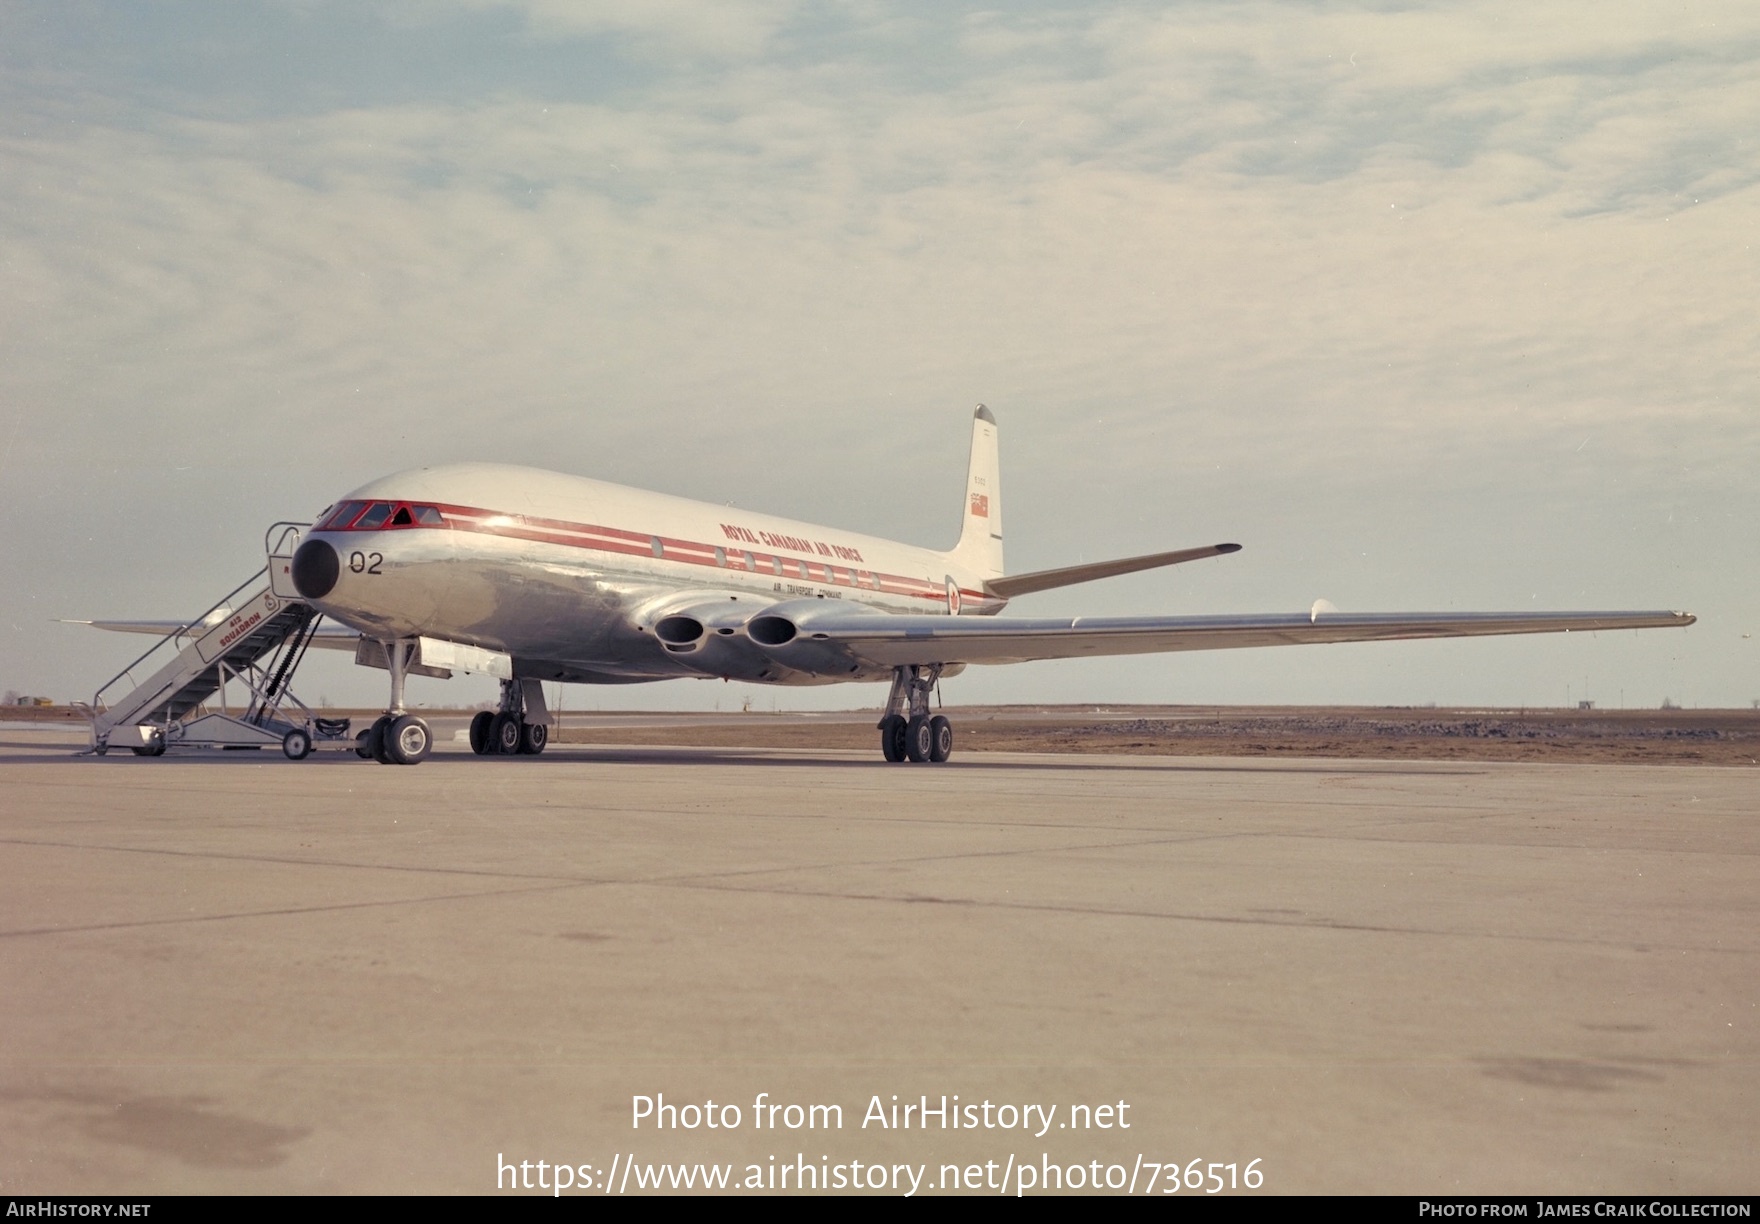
[292,538,340,600]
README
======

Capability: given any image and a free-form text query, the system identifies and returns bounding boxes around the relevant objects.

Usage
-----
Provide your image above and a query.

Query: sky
[2,0,1755,713]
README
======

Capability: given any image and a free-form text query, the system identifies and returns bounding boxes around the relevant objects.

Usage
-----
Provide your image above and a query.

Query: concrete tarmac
[0,726,1753,1195]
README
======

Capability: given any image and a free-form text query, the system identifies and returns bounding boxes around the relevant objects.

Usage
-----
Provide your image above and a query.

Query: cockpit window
[324,501,444,529]
[318,501,366,529]
[355,503,392,530]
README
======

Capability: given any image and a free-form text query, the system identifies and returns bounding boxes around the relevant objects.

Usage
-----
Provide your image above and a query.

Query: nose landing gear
[878,665,953,764]
[356,640,434,766]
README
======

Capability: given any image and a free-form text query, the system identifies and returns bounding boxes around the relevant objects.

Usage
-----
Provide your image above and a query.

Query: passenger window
[355,503,391,530]
[715,547,727,567]
[650,536,664,558]
[770,557,782,576]
[743,551,755,571]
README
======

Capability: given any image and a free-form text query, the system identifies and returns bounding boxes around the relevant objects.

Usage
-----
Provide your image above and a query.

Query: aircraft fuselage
[290,462,997,685]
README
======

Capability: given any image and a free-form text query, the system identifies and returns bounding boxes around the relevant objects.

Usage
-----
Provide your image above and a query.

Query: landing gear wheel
[929,715,953,763]
[518,721,548,755]
[491,712,522,755]
[468,710,494,755]
[282,728,312,760]
[905,715,934,763]
[360,715,392,763]
[879,714,907,763]
[385,715,432,765]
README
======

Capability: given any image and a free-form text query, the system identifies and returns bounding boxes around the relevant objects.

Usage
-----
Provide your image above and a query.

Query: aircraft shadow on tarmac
[7,738,1479,778]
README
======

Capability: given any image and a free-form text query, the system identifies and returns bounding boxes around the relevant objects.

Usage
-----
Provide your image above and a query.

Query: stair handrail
[91,567,270,719]
[265,522,309,555]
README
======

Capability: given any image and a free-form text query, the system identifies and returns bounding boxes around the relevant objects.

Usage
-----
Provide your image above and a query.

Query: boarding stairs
[85,525,330,757]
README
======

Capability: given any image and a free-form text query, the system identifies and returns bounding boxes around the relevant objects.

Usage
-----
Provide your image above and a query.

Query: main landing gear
[467,678,548,757]
[355,640,433,765]
[878,664,952,764]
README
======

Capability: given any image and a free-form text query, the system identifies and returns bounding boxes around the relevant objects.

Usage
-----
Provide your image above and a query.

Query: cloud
[413,0,803,58]
[2,0,1755,705]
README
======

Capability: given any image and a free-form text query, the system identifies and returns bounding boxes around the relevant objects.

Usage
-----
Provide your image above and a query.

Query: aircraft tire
[282,728,312,761]
[905,715,933,763]
[491,712,522,755]
[468,710,494,755]
[879,714,907,763]
[365,715,393,764]
[519,721,548,755]
[386,715,432,765]
[929,715,953,763]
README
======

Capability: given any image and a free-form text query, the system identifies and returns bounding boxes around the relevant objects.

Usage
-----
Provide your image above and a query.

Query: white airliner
[83,406,1692,765]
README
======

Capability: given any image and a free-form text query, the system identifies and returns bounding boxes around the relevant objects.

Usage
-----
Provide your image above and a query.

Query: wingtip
[974,404,995,424]
[1217,543,1242,554]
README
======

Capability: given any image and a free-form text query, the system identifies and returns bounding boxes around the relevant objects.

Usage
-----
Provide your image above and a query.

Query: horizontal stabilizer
[984,543,1241,600]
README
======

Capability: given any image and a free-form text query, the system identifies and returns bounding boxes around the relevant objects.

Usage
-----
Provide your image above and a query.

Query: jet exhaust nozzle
[745,615,798,647]
[654,615,706,651]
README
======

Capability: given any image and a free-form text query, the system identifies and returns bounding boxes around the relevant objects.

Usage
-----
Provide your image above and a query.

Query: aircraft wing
[65,618,363,651]
[749,605,1696,669]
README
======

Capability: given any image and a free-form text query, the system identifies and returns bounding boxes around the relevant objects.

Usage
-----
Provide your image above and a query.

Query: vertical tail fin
[945,404,1003,580]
